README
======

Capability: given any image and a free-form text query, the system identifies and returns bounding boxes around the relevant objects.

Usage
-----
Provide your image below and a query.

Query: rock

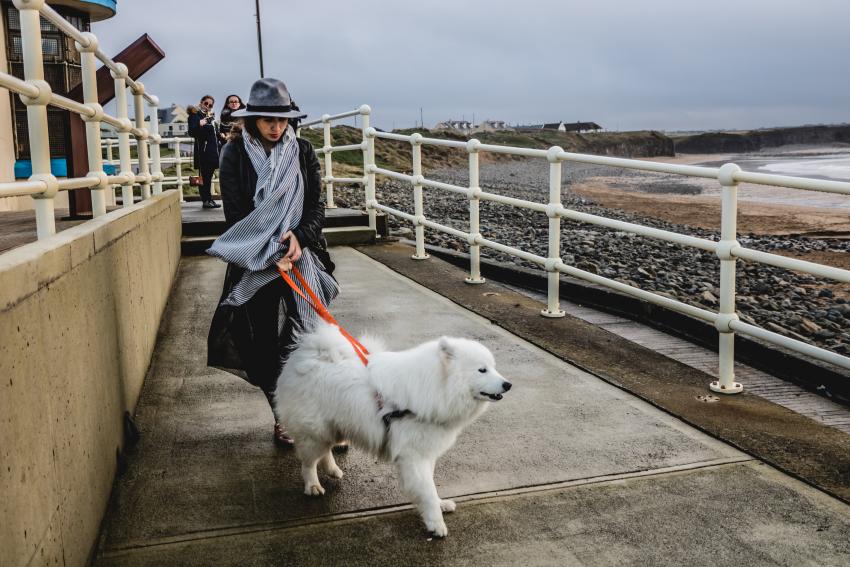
[576,261,600,275]
[766,322,810,342]
[701,291,718,304]
[833,304,850,316]
[819,288,835,298]
[391,227,413,238]
[799,318,823,334]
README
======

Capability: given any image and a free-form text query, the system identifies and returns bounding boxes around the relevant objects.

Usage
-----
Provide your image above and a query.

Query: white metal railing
[0,0,167,238]
[101,136,219,202]
[299,105,371,209]
[308,105,850,394]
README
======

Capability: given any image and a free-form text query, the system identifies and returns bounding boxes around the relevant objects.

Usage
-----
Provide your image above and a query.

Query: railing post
[322,114,335,208]
[76,32,108,216]
[465,139,485,283]
[361,105,376,232]
[15,0,57,238]
[147,95,163,194]
[112,63,134,207]
[542,146,566,317]
[410,133,429,260]
[132,83,151,200]
[711,163,744,394]
[175,138,185,201]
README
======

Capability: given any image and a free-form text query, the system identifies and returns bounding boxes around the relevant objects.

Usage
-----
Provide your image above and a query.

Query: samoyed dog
[273,322,512,538]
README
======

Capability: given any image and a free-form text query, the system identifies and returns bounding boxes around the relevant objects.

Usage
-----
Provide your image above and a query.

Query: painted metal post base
[709,380,743,394]
[541,308,566,318]
[411,253,430,260]
[465,277,485,284]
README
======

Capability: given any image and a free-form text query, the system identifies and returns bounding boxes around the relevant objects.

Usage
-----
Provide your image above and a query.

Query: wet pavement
[94,246,850,566]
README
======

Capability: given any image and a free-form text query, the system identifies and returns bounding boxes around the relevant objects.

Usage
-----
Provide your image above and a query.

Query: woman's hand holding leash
[275,231,297,272]
[278,231,302,268]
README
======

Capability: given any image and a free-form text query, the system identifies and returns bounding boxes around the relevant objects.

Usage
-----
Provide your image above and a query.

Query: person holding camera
[187,94,221,208]
[206,78,337,447]
[218,94,245,147]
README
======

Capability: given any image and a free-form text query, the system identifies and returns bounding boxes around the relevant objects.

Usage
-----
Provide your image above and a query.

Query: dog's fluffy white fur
[273,322,511,537]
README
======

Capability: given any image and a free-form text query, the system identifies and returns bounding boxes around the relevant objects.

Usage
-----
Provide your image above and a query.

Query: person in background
[207,78,337,447]
[187,94,221,208]
[218,94,245,147]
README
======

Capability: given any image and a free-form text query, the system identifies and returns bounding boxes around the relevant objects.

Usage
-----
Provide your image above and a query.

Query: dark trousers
[207,266,302,398]
[199,163,217,202]
[243,276,300,394]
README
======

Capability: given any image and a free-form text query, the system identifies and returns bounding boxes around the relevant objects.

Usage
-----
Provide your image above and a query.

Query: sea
[696,146,850,209]
[744,147,850,182]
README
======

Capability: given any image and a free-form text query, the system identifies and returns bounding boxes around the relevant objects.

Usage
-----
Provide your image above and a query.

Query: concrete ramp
[95,248,850,566]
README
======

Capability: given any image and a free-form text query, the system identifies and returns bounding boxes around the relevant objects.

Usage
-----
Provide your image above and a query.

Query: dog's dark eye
[478,367,487,373]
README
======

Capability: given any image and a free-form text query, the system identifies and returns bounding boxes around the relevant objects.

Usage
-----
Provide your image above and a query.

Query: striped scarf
[207,126,339,330]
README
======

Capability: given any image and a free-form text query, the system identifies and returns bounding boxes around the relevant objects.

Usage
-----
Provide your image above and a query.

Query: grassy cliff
[673,125,850,154]
[298,126,674,177]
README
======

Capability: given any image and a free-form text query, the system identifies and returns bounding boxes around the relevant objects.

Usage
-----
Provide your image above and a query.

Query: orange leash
[276,263,369,365]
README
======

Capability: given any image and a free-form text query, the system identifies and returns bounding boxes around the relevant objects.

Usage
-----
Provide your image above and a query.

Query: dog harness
[375,392,414,431]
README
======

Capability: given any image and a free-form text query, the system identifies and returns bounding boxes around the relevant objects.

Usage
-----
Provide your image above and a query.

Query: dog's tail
[292,321,385,367]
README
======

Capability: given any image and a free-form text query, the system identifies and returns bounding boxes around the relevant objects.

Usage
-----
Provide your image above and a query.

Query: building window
[3,3,91,160]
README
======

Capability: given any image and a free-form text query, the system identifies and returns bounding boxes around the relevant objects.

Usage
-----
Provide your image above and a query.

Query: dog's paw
[440,499,456,513]
[304,483,325,496]
[326,464,344,479]
[426,521,448,539]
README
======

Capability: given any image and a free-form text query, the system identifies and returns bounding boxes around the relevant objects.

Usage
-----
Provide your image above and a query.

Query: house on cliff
[520,121,603,133]
[476,120,512,132]
[434,119,513,134]
[434,119,474,134]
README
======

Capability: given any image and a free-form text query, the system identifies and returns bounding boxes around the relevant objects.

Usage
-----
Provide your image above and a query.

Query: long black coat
[187,109,220,168]
[207,134,334,389]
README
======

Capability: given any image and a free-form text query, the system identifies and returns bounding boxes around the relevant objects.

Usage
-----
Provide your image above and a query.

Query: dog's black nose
[502,381,512,391]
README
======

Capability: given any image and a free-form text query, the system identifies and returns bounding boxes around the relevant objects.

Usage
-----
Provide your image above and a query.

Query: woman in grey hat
[206,78,338,447]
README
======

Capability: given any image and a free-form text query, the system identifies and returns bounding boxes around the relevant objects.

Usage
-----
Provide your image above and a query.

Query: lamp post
[255,0,265,77]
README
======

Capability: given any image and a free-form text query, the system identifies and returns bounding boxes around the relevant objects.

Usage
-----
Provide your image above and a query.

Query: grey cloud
[94,0,850,132]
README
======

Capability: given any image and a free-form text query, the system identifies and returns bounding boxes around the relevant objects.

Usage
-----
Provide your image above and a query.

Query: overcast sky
[93,0,850,132]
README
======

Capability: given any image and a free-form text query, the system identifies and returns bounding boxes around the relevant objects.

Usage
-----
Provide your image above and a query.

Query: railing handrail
[0,0,166,233]
[308,104,850,393]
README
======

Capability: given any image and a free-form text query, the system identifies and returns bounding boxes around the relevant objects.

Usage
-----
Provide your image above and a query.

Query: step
[322,226,376,246]
[181,226,377,256]
[181,235,215,256]
[182,219,227,237]
[181,208,386,239]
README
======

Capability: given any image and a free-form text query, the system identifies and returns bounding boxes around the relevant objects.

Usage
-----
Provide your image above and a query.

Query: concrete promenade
[94,246,850,566]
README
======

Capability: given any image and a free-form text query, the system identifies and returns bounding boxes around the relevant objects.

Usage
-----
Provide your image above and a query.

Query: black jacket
[218,135,325,251]
[207,135,332,386]
[188,108,220,168]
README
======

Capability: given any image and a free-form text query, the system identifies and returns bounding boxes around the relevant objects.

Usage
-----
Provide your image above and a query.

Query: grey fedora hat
[231,78,307,119]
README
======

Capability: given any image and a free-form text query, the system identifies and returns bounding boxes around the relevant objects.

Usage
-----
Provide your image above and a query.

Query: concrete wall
[0,190,181,566]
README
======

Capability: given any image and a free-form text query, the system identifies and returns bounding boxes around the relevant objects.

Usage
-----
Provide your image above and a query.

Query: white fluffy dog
[273,322,512,538]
